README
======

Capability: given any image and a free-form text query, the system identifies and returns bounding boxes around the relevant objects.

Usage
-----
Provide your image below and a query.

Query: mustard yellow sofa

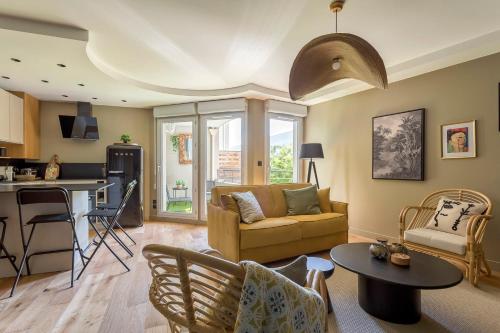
[207,183,348,263]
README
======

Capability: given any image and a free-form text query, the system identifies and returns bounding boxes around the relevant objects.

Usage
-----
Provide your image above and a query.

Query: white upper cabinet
[0,89,9,142]
[0,88,24,144]
[9,94,24,144]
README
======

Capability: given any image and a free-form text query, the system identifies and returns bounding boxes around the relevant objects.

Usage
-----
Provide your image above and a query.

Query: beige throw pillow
[231,191,265,224]
[425,196,487,236]
[317,187,332,213]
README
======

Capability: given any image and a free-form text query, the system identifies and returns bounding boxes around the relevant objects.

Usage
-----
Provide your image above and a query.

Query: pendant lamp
[289,0,388,101]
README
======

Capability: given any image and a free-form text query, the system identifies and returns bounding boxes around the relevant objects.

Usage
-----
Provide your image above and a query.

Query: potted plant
[175,180,185,189]
[120,134,131,144]
[170,135,179,152]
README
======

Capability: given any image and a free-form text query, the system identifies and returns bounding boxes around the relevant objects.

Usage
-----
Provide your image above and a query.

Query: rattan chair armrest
[399,206,422,230]
[466,214,493,243]
[198,248,224,258]
[306,269,328,332]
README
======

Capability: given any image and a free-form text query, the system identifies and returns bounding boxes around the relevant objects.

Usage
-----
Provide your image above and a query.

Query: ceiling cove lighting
[289,0,388,101]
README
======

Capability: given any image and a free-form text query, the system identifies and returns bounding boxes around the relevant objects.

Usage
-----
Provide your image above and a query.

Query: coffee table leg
[357,275,421,324]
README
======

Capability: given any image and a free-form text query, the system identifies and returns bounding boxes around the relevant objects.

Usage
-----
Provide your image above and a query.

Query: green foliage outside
[269,144,294,183]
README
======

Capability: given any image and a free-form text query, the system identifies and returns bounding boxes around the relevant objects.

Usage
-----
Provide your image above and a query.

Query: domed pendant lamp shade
[289,0,388,101]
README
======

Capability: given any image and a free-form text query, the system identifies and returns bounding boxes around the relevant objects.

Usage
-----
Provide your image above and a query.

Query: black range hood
[59,102,99,140]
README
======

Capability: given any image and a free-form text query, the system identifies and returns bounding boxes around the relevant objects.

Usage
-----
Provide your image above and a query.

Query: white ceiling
[1,0,500,108]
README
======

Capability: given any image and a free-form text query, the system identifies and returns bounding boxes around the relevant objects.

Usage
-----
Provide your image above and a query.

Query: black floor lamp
[300,143,324,189]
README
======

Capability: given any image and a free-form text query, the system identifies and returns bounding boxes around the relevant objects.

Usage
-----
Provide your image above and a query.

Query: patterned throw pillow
[425,197,487,236]
[231,191,265,224]
[220,194,241,216]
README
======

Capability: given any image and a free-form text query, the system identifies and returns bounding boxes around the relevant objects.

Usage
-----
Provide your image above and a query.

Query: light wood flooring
[0,222,497,332]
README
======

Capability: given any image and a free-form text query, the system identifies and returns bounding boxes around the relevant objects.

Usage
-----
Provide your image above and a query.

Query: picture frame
[441,120,476,159]
[372,108,425,181]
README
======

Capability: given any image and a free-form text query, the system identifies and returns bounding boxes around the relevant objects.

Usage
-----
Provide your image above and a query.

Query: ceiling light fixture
[78,83,85,86]
[41,80,49,83]
[92,97,98,100]
[289,0,388,100]
[10,58,21,63]
[62,94,68,98]
[1,76,10,79]
[57,63,67,68]
[121,99,127,102]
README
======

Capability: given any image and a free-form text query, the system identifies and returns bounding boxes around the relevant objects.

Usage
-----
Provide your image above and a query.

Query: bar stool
[0,217,18,274]
[77,180,137,280]
[10,187,86,297]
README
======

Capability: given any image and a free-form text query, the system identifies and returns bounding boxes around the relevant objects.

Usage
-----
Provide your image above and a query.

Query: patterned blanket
[234,261,326,333]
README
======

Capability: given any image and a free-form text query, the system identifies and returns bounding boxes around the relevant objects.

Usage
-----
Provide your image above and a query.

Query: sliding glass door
[200,113,246,219]
[157,117,198,219]
[267,114,302,184]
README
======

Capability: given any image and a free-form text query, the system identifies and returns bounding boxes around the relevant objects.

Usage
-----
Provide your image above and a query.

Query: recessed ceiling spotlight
[92,97,98,100]
[57,63,67,68]
[1,76,10,79]
[121,99,127,102]
[78,83,85,86]
[41,79,49,83]
[62,94,68,98]
[10,58,21,63]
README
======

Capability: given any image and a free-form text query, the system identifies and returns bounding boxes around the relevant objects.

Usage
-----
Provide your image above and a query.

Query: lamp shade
[300,143,324,159]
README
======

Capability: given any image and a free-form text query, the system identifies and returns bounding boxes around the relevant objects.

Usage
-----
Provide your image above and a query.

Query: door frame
[156,116,199,220]
[199,111,247,220]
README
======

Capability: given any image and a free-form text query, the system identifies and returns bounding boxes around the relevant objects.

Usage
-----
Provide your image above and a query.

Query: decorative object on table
[441,120,476,159]
[175,179,186,189]
[299,143,324,188]
[120,134,131,144]
[391,253,411,266]
[282,185,321,215]
[372,109,425,180]
[369,242,389,260]
[388,242,409,255]
[178,134,192,164]
[45,154,60,180]
[400,189,492,286]
[143,244,328,333]
[289,0,387,101]
[331,243,463,324]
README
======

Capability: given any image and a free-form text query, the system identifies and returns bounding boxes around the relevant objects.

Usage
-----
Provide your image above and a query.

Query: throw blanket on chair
[235,261,326,333]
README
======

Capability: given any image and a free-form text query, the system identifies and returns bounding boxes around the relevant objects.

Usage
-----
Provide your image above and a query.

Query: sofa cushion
[283,185,321,216]
[290,213,347,239]
[317,187,332,213]
[404,228,466,255]
[425,196,487,236]
[232,192,265,224]
[240,218,301,250]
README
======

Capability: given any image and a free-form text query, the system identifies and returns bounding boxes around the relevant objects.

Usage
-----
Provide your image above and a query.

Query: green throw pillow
[283,186,321,216]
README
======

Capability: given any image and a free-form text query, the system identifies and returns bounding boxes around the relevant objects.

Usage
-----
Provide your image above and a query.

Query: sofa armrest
[207,203,241,262]
[331,201,348,216]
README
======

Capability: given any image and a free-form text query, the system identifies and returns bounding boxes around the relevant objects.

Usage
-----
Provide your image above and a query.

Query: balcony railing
[269,168,294,184]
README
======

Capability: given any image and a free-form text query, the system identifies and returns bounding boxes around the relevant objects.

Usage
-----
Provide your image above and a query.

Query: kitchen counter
[0,180,113,278]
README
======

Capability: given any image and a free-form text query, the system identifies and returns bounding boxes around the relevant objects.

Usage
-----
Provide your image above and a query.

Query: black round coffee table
[330,243,463,324]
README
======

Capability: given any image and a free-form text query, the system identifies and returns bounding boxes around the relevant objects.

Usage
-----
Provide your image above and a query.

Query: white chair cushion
[404,228,466,255]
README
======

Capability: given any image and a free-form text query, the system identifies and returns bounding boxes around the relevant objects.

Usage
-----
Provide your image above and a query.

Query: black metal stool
[77,180,137,279]
[10,187,87,297]
[0,217,18,274]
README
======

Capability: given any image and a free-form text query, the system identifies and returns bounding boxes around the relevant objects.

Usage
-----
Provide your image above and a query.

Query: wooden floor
[0,222,497,332]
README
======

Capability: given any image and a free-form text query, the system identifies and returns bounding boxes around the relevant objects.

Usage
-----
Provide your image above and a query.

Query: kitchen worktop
[0,181,112,193]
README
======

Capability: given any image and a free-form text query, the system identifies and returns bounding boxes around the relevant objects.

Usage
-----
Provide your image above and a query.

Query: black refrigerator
[106,144,144,227]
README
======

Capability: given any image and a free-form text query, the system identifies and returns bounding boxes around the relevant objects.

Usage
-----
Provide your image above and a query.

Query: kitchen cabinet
[9,94,23,144]
[0,89,9,142]
[0,92,40,159]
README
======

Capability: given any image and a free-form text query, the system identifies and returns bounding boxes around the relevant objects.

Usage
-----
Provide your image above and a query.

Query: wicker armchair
[143,244,329,333]
[400,189,493,286]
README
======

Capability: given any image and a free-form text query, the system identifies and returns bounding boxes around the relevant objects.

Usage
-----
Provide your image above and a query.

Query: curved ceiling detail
[85,42,290,99]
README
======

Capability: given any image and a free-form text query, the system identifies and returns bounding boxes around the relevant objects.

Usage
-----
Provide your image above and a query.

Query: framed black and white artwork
[372,108,425,181]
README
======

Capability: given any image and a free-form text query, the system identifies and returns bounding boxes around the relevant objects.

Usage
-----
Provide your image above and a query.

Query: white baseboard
[349,226,500,272]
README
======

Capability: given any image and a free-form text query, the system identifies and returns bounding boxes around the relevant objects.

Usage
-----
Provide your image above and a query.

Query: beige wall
[306,53,500,267]
[39,101,153,219]
[246,99,267,185]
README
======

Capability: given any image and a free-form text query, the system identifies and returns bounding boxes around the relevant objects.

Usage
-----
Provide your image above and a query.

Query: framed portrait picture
[372,108,425,180]
[441,120,476,159]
